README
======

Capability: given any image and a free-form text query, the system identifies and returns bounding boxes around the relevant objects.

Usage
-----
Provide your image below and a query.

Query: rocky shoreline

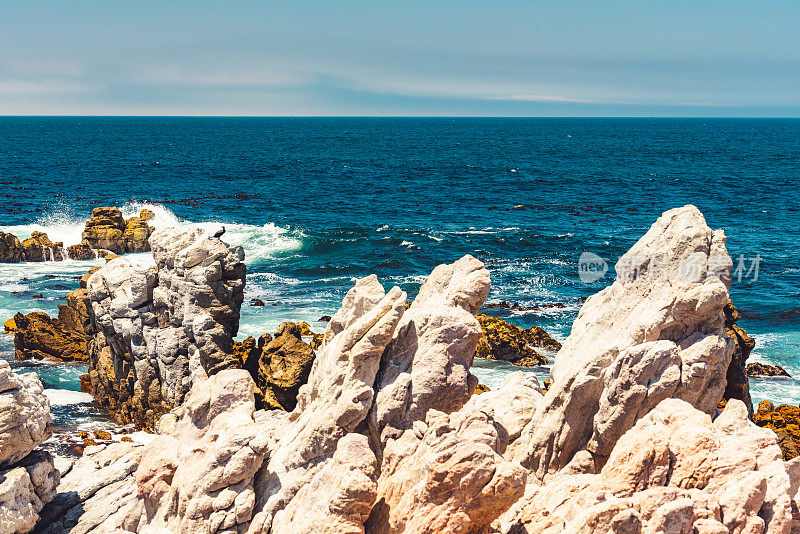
[2,204,800,533]
[0,206,154,264]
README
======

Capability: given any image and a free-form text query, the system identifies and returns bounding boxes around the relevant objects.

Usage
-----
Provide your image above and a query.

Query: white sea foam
[0,202,304,266]
[44,389,94,406]
[0,283,29,292]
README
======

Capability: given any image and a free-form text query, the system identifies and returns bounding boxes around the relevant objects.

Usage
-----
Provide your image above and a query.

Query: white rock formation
[369,255,491,450]
[462,371,543,447]
[365,408,527,534]
[0,362,58,534]
[512,205,735,479]
[39,205,800,534]
[498,398,800,534]
[134,369,269,533]
[0,452,59,534]
[86,226,246,426]
[270,434,378,534]
[0,360,52,468]
[249,278,407,531]
[37,442,143,534]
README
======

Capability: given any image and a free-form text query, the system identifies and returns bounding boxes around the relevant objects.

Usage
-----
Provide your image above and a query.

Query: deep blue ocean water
[1,117,798,429]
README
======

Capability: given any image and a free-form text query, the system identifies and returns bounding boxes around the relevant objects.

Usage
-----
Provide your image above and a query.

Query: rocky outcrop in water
[0,361,59,533]
[11,309,88,363]
[748,362,791,377]
[8,288,94,363]
[723,299,756,416]
[65,243,95,261]
[0,230,65,263]
[474,313,558,366]
[85,226,246,429]
[81,207,154,254]
[256,322,315,411]
[0,231,24,263]
[755,400,800,460]
[20,232,64,263]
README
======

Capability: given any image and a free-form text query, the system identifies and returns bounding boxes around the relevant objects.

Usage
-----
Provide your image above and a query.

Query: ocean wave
[0,202,304,265]
[399,240,420,250]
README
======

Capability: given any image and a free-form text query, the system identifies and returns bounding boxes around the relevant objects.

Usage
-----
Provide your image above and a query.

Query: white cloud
[487,94,588,103]
[0,79,96,96]
[135,64,310,88]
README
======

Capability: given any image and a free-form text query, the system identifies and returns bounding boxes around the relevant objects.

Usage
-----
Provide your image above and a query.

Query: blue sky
[1,1,799,116]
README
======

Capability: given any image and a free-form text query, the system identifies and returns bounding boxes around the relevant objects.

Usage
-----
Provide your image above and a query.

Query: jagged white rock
[0,362,57,534]
[0,360,52,468]
[270,434,378,534]
[0,452,59,534]
[134,369,269,533]
[369,254,491,449]
[37,442,143,534]
[512,205,735,479]
[463,371,543,448]
[86,227,246,425]
[249,279,407,532]
[498,399,800,534]
[365,408,527,534]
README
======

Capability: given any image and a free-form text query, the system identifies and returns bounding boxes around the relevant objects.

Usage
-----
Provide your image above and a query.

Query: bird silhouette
[213,226,226,238]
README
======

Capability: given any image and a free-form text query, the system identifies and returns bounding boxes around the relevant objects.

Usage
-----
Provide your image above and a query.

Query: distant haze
[2,0,799,116]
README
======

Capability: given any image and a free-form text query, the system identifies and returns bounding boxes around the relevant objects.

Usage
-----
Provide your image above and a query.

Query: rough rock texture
[133,369,269,533]
[0,231,24,263]
[37,442,144,534]
[9,287,94,363]
[723,300,756,416]
[11,306,89,362]
[511,205,735,479]
[499,399,800,534]
[370,255,491,448]
[0,451,59,534]
[462,371,544,445]
[248,255,519,534]
[66,243,95,261]
[35,252,514,534]
[79,267,101,289]
[20,232,63,262]
[0,360,52,468]
[80,207,126,253]
[249,277,408,531]
[755,400,800,461]
[35,206,788,534]
[81,207,153,254]
[363,256,528,534]
[365,408,527,534]
[269,433,378,534]
[475,314,555,366]
[122,214,152,253]
[232,323,316,411]
[0,362,58,534]
[86,226,246,428]
[748,362,791,378]
[256,322,315,411]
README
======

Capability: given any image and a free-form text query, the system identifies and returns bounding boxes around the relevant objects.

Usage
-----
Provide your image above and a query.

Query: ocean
[1,117,798,433]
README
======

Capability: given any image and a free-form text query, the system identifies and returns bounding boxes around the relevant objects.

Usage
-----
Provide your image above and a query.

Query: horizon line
[2,115,800,119]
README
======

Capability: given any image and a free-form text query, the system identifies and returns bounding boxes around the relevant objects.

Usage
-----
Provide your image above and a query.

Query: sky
[1,1,799,117]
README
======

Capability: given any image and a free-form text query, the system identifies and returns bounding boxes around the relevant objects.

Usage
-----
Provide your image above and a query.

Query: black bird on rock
[213,226,226,238]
